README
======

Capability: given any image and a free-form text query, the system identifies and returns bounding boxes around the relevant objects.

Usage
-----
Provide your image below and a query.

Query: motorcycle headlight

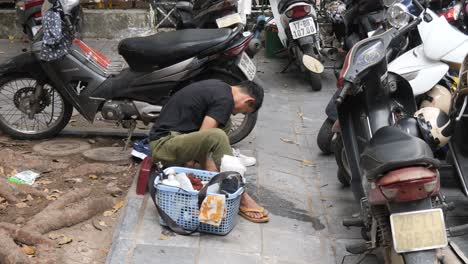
[383,0,399,7]
[387,3,411,28]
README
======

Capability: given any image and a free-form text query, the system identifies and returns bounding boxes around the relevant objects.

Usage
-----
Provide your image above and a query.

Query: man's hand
[200,116,219,130]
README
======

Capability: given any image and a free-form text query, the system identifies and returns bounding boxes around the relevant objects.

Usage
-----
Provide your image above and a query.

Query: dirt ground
[0,131,139,264]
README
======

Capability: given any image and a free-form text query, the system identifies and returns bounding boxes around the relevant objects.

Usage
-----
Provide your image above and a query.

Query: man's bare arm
[200,116,219,130]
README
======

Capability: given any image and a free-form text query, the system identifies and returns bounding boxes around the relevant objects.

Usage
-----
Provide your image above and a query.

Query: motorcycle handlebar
[336,82,352,105]
[394,17,422,40]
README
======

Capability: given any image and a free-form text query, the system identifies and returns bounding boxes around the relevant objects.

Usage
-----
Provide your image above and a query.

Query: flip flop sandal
[238,207,270,223]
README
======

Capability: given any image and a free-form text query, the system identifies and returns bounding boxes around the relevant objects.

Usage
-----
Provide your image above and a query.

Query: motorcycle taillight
[440,8,455,21]
[224,34,254,56]
[24,0,44,9]
[286,5,311,18]
[377,167,439,203]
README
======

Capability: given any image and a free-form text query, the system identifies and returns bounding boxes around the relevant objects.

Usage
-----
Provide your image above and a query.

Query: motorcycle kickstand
[122,120,136,152]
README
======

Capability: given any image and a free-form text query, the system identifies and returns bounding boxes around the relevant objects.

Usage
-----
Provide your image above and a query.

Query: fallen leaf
[0,197,5,203]
[159,234,170,240]
[280,138,296,144]
[21,245,36,255]
[89,174,98,180]
[15,202,29,208]
[46,195,58,201]
[58,235,73,245]
[51,189,62,194]
[92,219,103,231]
[43,188,49,193]
[302,160,316,167]
[36,180,53,185]
[99,221,107,227]
[48,233,60,240]
[26,194,34,201]
[0,166,4,176]
[8,36,14,41]
[112,201,125,211]
[103,210,114,217]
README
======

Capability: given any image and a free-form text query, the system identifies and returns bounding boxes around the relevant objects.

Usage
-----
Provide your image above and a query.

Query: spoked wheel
[0,74,73,139]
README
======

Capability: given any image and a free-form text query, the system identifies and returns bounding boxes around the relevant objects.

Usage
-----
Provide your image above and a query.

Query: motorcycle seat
[118,28,232,71]
[360,126,440,179]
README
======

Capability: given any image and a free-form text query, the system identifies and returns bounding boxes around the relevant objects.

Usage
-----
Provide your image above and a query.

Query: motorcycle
[0,0,261,145]
[317,0,467,155]
[436,0,468,34]
[333,2,463,261]
[15,0,83,40]
[269,0,325,91]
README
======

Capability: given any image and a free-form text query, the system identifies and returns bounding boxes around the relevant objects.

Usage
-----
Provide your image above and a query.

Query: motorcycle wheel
[194,69,258,145]
[308,72,322,91]
[317,118,334,154]
[0,74,73,139]
[334,133,351,186]
[302,46,322,91]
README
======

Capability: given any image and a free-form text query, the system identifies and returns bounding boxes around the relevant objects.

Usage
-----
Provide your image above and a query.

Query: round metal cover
[82,147,131,164]
[33,139,91,156]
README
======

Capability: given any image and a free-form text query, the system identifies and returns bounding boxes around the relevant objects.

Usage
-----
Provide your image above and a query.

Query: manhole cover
[82,147,132,164]
[33,139,91,156]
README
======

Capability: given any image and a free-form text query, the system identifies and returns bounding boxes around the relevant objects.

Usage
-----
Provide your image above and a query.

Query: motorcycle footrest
[345,241,370,254]
[342,217,365,227]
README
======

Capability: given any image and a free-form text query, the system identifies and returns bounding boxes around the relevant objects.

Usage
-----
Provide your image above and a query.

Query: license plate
[390,209,447,253]
[237,52,256,81]
[289,17,316,40]
[216,13,242,28]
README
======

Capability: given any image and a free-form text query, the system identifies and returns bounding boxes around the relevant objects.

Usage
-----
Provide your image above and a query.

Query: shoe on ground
[232,148,256,167]
[131,138,151,160]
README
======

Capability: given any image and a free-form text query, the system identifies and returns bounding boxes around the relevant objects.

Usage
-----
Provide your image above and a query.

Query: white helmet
[414,107,451,150]
[420,85,452,114]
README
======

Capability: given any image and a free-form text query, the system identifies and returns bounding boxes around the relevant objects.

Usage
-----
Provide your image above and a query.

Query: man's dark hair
[237,80,264,112]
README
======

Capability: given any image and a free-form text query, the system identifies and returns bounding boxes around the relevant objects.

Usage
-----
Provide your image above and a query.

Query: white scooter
[388,8,468,96]
[269,0,324,91]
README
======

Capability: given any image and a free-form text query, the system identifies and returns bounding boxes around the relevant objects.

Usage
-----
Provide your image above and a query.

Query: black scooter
[332,1,460,260]
[0,0,261,145]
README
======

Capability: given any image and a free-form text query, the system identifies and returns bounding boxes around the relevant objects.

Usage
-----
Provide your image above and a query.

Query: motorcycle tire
[0,73,73,140]
[302,46,322,91]
[334,133,351,186]
[194,68,258,145]
[308,72,322,91]
[317,118,334,154]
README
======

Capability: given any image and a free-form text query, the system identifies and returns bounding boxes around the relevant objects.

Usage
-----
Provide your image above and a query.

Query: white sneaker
[232,148,256,167]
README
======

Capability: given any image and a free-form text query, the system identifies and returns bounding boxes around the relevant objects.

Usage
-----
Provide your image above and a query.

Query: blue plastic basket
[153,167,244,235]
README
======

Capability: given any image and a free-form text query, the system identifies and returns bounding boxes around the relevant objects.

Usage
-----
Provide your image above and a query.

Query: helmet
[420,85,452,114]
[414,107,451,150]
[326,1,346,24]
[395,117,421,138]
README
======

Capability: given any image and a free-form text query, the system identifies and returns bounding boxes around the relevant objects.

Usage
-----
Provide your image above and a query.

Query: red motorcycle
[16,0,83,40]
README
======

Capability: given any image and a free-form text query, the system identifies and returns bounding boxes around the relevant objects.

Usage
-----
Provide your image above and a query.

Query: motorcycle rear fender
[0,52,48,83]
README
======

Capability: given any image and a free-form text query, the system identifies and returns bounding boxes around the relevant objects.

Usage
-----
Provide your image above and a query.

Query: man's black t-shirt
[149,79,234,140]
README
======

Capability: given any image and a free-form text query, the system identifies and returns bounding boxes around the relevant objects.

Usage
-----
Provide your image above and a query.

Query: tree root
[27,197,115,234]
[0,229,31,264]
[0,177,47,204]
[0,188,115,263]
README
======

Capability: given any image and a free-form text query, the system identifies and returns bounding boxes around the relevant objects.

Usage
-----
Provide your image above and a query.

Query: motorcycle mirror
[303,55,324,74]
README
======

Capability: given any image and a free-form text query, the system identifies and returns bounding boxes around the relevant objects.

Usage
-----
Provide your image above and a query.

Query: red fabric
[187,174,203,191]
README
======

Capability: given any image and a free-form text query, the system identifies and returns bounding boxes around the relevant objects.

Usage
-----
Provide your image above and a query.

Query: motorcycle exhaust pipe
[320,47,339,61]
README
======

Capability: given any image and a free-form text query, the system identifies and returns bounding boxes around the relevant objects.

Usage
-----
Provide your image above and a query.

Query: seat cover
[360,126,440,179]
[118,28,232,71]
